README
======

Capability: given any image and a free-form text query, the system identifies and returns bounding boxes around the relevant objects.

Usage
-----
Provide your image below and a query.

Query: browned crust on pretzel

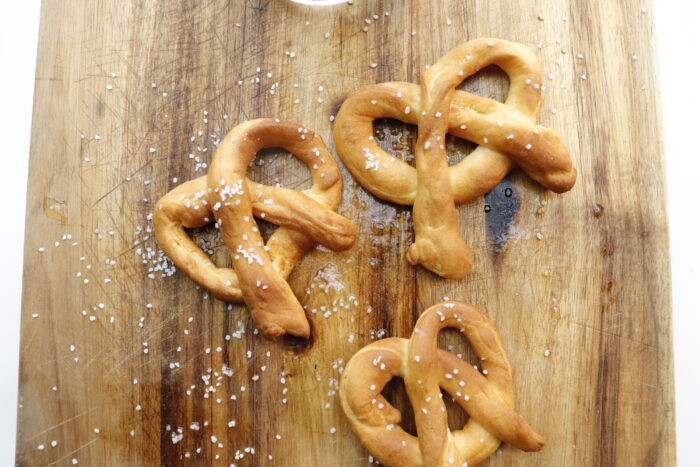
[154,118,356,339]
[339,301,544,467]
[333,38,576,279]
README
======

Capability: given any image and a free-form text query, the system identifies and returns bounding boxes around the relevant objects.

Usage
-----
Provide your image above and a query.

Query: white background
[0,0,697,464]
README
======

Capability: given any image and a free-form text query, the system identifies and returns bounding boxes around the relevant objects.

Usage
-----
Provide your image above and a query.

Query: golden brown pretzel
[154,119,355,339]
[339,301,544,467]
[333,38,576,279]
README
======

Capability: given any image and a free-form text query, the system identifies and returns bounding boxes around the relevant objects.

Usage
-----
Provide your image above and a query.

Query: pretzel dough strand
[155,118,355,339]
[339,301,545,467]
[333,38,576,279]
[408,71,472,278]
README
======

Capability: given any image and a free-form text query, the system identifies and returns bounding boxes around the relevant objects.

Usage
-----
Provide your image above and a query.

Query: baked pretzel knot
[339,301,544,467]
[154,119,356,339]
[334,38,576,279]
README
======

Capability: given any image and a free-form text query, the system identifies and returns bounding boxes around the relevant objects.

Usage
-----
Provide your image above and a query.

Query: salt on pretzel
[333,38,576,279]
[154,119,356,339]
[339,301,544,466]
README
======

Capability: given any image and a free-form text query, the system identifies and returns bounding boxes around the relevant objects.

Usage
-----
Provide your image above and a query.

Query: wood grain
[17,0,674,465]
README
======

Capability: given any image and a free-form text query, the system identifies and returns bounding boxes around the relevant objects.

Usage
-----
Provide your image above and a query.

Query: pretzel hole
[373,119,418,167]
[443,388,470,430]
[186,223,231,267]
[445,134,478,166]
[438,327,479,364]
[247,147,315,242]
[247,147,313,191]
[254,217,276,243]
[456,64,510,103]
[436,328,479,430]
[380,377,417,436]
[373,119,477,167]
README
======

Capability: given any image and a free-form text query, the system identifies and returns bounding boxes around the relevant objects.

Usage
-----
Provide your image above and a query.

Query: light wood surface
[17,0,674,465]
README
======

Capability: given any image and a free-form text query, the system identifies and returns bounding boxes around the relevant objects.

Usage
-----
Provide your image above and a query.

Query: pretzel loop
[339,301,545,467]
[154,119,355,339]
[334,39,576,279]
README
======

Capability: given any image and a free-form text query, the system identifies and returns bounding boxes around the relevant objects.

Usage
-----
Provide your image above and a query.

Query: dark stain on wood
[483,176,520,253]
[595,232,622,465]
[382,377,417,436]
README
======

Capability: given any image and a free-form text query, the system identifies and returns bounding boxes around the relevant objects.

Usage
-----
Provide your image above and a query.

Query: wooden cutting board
[17,0,674,465]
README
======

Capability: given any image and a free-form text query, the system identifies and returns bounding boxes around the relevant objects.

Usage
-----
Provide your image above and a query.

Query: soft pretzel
[339,301,544,466]
[154,119,356,339]
[333,38,576,279]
